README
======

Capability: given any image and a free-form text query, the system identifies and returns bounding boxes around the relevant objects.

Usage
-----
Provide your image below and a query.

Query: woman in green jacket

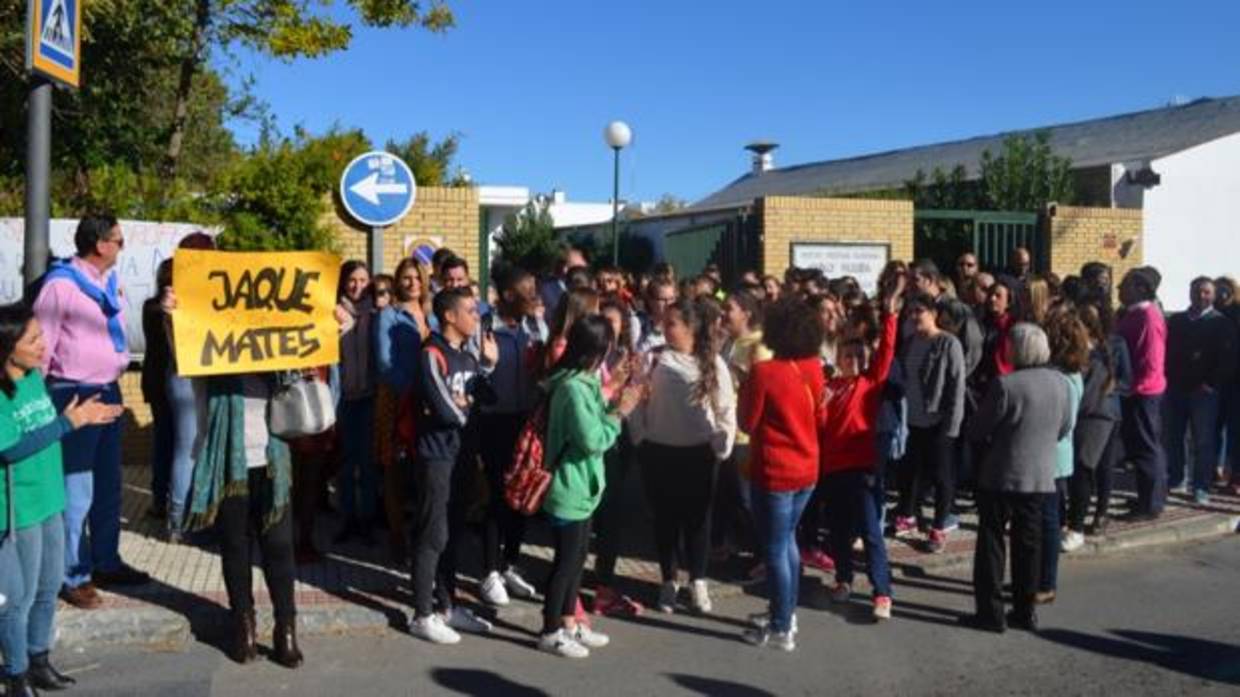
[1,303,122,696]
[539,315,642,659]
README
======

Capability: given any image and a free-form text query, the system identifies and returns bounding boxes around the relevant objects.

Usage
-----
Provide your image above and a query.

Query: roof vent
[745,141,779,174]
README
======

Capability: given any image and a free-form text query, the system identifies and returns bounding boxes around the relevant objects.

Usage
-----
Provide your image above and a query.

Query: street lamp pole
[603,121,632,267]
[611,146,621,266]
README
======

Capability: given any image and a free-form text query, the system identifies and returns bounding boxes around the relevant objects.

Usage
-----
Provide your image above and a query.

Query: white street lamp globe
[604,121,632,149]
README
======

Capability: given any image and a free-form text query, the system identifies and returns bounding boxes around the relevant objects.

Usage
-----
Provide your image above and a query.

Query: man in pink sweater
[1116,266,1168,520]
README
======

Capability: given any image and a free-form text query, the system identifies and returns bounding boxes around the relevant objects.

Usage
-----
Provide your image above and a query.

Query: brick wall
[119,370,153,467]
[1046,204,1143,284]
[324,186,481,274]
[757,196,915,275]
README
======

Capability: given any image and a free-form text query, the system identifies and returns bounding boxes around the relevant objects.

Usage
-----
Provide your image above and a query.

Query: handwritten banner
[172,250,341,377]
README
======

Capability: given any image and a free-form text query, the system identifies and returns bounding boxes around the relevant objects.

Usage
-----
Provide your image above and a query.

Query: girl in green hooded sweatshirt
[539,315,643,659]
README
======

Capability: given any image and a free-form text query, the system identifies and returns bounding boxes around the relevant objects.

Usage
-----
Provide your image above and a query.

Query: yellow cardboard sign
[172,250,341,377]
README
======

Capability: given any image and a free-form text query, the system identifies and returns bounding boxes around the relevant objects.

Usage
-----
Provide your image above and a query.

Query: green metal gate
[662,215,758,286]
[914,209,1042,274]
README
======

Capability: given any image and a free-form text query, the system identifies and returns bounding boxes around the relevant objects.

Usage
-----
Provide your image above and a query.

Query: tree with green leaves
[979,131,1074,211]
[213,127,371,252]
[162,0,455,177]
[495,199,561,274]
[385,131,469,187]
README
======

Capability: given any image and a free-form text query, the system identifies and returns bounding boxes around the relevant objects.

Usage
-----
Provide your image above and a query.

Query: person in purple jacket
[1115,266,1168,520]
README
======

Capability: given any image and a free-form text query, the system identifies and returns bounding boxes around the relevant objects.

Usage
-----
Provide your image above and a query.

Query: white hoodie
[629,349,737,461]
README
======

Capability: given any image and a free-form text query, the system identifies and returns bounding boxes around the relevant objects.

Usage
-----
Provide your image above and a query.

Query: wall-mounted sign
[790,241,890,295]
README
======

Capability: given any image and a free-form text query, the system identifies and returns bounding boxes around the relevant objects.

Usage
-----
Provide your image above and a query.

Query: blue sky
[230,0,1240,205]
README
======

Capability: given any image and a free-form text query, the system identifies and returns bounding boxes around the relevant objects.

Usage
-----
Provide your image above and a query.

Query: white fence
[0,218,214,357]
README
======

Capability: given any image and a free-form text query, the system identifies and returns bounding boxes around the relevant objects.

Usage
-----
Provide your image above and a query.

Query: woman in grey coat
[962,323,1073,633]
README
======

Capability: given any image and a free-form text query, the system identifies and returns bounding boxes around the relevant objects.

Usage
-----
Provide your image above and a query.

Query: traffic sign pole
[369,226,384,272]
[23,76,51,289]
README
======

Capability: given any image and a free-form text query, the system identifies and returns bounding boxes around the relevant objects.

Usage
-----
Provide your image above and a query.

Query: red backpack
[503,392,569,516]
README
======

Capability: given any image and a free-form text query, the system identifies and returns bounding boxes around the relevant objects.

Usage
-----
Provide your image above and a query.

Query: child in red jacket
[817,277,903,621]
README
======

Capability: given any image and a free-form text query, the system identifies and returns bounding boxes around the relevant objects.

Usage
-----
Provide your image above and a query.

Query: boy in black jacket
[409,287,498,645]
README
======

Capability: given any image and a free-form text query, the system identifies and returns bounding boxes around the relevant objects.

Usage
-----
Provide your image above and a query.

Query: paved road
[55,537,1240,696]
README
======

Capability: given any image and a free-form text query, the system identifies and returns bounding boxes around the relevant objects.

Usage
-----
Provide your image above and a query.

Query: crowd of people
[1,216,1238,691]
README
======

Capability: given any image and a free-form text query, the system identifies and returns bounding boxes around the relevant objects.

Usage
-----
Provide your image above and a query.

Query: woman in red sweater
[738,298,826,652]
[818,278,903,621]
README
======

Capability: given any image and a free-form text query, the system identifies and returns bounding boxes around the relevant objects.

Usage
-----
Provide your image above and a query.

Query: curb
[895,512,1240,577]
[57,602,392,652]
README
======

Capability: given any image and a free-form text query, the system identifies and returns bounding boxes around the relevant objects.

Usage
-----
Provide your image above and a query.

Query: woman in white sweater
[630,298,737,615]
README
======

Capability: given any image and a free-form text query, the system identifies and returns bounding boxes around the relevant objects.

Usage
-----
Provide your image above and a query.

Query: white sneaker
[657,581,678,614]
[1061,530,1086,553]
[539,629,589,658]
[572,623,610,648]
[742,627,795,652]
[480,571,511,606]
[747,612,798,634]
[689,579,712,614]
[410,613,461,645]
[446,607,493,634]
[503,568,538,600]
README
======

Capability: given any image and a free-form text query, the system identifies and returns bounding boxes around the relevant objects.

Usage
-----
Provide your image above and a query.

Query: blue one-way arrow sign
[339,151,417,227]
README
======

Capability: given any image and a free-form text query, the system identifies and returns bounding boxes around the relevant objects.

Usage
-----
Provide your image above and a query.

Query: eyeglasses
[104,237,125,249]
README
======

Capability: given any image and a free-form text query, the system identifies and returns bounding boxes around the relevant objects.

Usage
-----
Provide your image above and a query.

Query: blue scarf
[44,260,127,353]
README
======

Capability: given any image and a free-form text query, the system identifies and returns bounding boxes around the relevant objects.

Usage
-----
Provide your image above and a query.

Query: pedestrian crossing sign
[26,0,81,88]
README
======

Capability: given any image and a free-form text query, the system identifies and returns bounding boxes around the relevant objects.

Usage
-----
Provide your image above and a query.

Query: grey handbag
[268,371,336,438]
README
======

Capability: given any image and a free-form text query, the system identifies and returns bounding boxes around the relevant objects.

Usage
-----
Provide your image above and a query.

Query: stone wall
[1045,204,1143,283]
[757,196,915,275]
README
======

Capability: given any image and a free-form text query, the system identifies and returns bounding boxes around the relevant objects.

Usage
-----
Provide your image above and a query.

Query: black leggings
[542,518,592,633]
[593,439,634,588]
[641,442,718,583]
[217,467,296,622]
[478,413,527,575]
[1068,422,1121,531]
[897,426,957,530]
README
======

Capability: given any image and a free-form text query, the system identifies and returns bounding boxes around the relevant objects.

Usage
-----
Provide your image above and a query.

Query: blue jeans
[1163,388,1221,495]
[1039,482,1065,593]
[337,396,377,522]
[49,380,123,588]
[751,485,814,634]
[0,515,65,677]
[166,373,198,527]
[824,470,893,598]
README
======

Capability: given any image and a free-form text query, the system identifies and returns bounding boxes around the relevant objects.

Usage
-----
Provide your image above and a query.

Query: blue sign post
[339,152,417,271]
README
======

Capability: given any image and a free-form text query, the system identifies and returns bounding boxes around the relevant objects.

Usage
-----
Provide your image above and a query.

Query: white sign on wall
[0,218,214,357]
[790,241,890,295]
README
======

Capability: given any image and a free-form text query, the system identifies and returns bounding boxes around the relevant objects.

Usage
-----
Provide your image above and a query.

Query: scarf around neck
[45,259,126,353]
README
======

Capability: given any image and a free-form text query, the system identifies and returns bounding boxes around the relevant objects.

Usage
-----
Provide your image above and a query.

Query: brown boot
[272,618,304,669]
[230,610,258,664]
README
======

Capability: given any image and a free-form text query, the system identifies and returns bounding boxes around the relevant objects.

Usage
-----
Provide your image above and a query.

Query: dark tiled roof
[693,96,1240,209]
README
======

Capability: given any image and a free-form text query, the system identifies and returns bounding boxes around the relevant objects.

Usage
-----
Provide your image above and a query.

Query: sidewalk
[58,464,1240,651]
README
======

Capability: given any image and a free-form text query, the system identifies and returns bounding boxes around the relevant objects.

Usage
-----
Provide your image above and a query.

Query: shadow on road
[430,668,551,696]
[1039,628,1240,685]
[666,673,777,697]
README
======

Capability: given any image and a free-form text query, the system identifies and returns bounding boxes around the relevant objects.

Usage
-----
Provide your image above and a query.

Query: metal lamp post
[603,121,632,266]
